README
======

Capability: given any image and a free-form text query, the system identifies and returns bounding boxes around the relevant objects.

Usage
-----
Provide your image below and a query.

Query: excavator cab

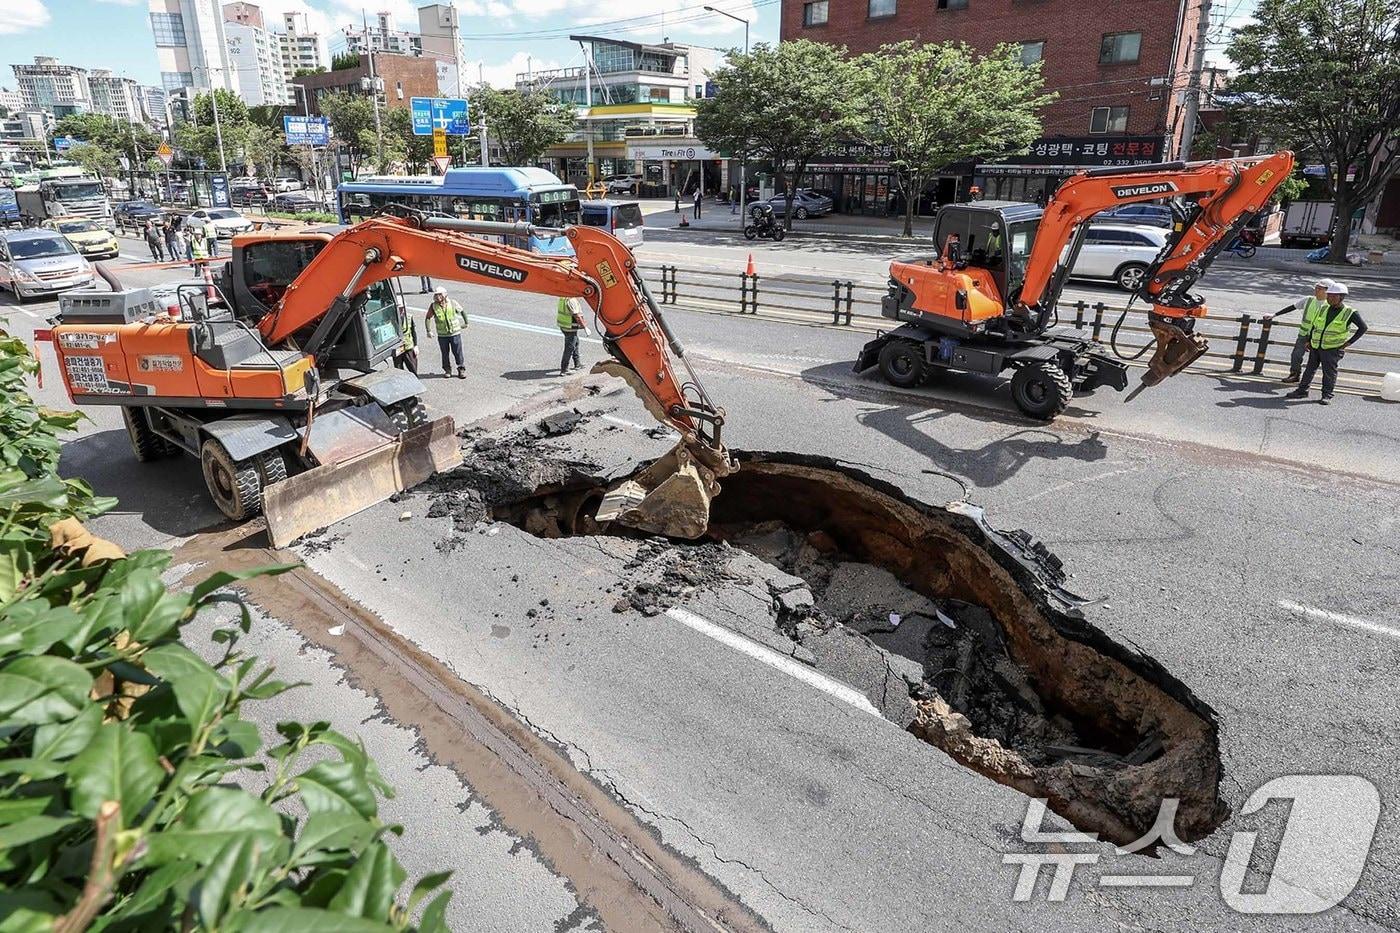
[930,202,1043,308]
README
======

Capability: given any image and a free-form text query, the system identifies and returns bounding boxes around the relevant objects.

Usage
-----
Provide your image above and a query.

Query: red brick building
[782,0,1205,211]
[290,52,438,117]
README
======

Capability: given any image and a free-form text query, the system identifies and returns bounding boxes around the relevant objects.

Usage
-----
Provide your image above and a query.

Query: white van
[580,200,645,249]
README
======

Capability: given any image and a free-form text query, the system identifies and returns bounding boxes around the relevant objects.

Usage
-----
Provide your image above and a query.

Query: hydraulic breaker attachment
[1126,315,1209,402]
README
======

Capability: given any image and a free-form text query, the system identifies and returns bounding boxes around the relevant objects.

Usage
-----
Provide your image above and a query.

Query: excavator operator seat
[932,201,1044,304]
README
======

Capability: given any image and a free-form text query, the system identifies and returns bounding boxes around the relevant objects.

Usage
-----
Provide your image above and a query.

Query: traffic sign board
[156,143,174,167]
[432,128,447,158]
[432,156,451,175]
[283,115,330,146]
[411,97,470,136]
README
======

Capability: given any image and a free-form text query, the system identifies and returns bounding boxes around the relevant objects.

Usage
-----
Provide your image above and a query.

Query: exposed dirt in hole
[439,442,1227,846]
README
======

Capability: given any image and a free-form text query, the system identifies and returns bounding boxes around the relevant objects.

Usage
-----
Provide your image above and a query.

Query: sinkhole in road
[485,450,1227,846]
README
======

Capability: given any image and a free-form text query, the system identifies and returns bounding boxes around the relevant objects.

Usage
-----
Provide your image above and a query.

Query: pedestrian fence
[642,261,1399,396]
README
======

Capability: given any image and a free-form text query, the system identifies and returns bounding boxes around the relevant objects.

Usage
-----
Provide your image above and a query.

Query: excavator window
[1005,221,1038,295]
[240,238,327,311]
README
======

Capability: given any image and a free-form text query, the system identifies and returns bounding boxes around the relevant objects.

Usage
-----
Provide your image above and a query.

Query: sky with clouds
[1,0,1250,91]
[0,0,771,89]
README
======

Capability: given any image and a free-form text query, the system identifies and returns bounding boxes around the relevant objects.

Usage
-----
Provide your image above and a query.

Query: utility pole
[478,62,489,166]
[1178,0,1211,161]
[363,11,385,168]
[449,2,467,165]
[579,40,594,184]
[703,6,748,221]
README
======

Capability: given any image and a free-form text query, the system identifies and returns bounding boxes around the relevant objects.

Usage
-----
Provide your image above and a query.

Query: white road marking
[10,308,41,319]
[1277,600,1400,643]
[664,606,882,718]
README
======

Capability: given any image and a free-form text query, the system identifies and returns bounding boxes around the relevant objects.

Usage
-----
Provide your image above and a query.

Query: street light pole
[193,66,229,174]
[703,6,748,225]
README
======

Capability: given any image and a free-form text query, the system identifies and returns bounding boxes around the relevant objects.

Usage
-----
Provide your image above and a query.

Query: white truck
[15,176,114,229]
[1280,199,1334,249]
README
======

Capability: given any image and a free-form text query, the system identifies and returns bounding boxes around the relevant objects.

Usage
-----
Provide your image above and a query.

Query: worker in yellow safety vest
[1281,278,1333,383]
[394,302,418,374]
[557,296,587,376]
[424,286,468,379]
[1286,281,1369,405]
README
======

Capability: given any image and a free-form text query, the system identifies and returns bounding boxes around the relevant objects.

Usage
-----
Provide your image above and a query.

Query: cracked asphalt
[11,231,1399,930]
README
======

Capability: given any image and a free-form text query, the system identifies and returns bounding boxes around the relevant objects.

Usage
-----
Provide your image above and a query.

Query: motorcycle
[1224,226,1263,259]
[744,204,786,242]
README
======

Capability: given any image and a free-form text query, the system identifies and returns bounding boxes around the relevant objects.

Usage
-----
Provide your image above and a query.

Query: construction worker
[1286,281,1369,405]
[163,216,181,261]
[424,286,468,379]
[394,303,418,374]
[188,223,207,272]
[557,296,586,375]
[1280,278,1333,382]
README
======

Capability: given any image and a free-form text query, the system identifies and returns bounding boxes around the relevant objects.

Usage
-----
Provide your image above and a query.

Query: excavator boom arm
[1019,151,1296,315]
[257,214,725,454]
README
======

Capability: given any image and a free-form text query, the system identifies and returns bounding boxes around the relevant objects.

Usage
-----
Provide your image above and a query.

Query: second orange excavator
[856,152,1295,419]
[45,210,733,545]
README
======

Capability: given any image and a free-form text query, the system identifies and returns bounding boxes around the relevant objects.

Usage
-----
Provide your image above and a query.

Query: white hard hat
[433,286,447,296]
[1326,281,1348,295]
[1314,278,1335,290]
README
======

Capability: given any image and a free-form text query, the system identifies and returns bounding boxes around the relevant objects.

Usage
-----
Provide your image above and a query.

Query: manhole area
[435,438,1227,847]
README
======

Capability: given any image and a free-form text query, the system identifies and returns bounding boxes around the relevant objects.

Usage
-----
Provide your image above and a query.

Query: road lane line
[664,606,882,718]
[1277,600,1400,643]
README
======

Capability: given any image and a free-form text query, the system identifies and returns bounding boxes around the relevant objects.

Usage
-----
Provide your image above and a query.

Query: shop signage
[1008,135,1165,166]
[627,143,718,161]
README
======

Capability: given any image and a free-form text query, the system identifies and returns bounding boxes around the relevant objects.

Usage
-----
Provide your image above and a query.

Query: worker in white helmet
[1285,281,1368,405]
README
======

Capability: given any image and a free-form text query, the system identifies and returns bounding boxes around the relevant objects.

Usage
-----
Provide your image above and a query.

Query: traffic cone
[745,253,756,276]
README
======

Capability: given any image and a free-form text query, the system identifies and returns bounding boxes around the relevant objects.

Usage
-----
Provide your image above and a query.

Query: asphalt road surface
[5,231,1398,931]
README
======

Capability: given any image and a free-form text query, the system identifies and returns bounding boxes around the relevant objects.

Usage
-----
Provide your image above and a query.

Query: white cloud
[0,0,51,34]
[93,0,144,6]
[506,0,757,38]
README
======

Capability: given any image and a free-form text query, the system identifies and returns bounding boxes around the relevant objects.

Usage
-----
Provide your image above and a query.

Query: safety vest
[399,312,415,351]
[1309,304,1356,350]
[190,232,207,260]
[431,299,465,336]
[1297,296,1327,337]
[557,297,579,331]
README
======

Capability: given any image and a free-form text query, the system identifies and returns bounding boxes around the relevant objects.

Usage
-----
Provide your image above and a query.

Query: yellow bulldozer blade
[263,415,462,548]
[594,441,722,540]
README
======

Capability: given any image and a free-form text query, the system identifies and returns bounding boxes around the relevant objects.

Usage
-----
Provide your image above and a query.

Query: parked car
[41,217,119,259]
[0,189,20,227]
[269,192,319,214]
[580,200,644,249]
[188,207,254,239]
[605,174,643,195]
[270,177,305,192]
[751,189,833,220]
[1062,223,1168,291]
[231,184,271,208]
[0,229,94,301]
[1092,203,1175,229]
[113,199,165,231]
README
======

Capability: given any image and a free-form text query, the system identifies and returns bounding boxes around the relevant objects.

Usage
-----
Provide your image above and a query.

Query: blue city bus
[336,167,580,256]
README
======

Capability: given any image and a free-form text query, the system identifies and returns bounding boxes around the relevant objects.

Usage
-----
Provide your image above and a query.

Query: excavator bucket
[1126,317,1210,401]
[594,441,722,540]
[263,415,462,548]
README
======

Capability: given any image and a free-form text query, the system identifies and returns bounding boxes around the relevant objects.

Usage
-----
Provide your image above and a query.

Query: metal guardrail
[643,261,1399,395]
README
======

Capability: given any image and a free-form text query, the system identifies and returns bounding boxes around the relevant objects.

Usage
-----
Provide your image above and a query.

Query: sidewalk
[638,198,1400,283]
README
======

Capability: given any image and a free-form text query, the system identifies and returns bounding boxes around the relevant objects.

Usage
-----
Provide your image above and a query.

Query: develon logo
[456,254,528,284]
[1111,182,1178,199]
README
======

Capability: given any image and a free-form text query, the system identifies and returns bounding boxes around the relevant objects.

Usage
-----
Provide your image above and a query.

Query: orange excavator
[45,210,732,545]
[856,152,1295,418]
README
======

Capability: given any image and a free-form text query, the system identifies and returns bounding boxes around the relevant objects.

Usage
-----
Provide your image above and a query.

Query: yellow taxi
[41,217,119,260]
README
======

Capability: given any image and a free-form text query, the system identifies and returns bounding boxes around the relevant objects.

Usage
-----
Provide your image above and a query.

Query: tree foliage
[0,333,452,929]
[1227,0,1400,260]
[192,89,250,130]
[695,40,864,228]
[319,92,378,176]
[472,86,575,167]
[51,114,163,179]
[857,41,1053,235]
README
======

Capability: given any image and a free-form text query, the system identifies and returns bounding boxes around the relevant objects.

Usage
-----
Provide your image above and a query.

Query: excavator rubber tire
[122,406,177,462]
[1011,360,1073,420]
[389,397,429,431]
[200,438,264,522]
[878,339,926,389]
[256,449,289,488]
